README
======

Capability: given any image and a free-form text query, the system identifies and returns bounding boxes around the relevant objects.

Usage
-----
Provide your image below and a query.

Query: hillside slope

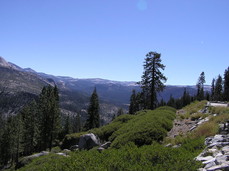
[18,106,204,171]
[17,102,229,171]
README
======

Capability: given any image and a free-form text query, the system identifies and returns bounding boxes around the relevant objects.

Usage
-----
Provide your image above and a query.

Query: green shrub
[91,114,134,141]
[110,107,176,148]
[19,140,203,171]
[51,146,61,153]
[61,114,134,148]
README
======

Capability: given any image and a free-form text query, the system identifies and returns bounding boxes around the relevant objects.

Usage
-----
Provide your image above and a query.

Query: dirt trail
[167,112,197,138]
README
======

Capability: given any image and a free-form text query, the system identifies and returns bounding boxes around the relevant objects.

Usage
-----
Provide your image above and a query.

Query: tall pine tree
[84,88,100,130]
[214,75,223,101]
[224,67,229,101]
[20,100,39,156]
[129,89,139,114]
[196,72,205,101]
[139,52,167,109]
[38,85,60,151]
[211,78,215,101]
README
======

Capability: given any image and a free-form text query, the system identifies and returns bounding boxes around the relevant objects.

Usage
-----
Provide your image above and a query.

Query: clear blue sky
[0,0,228,85]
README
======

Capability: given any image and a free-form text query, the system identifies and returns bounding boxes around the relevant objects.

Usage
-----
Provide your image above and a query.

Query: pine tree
[214,75,223,101]
[139,52,167,110]
[74,112,81,133]
[129,90,139,114]
[84,88,100,130]
[38,85,61,151]
[63,114,72,135]
[211,78,215,101]
[20,100,39,156]
[0,115,23,166]
[182,88,191,107]
[223,67,229,101]
[196,72,205,100]
[167,95,176,108]
[159,98,166,107]
[117,108,124,116]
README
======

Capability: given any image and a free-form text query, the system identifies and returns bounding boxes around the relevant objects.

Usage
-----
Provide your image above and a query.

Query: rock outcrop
[197,121,229,171]
[79,133,100,150]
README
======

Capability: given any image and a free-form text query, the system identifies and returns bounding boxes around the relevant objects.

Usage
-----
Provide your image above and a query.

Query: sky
[0,0,228,85]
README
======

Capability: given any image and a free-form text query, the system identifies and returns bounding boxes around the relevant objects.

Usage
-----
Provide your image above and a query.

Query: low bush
[110,106,176,148]
[51,146,61,153]
[19,140,203,171]
[62,107,175,149]
[91,114,134,141]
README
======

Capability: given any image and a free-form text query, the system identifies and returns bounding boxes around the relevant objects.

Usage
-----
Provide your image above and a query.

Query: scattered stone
[27,151,49,159]
[16,151,49,169]
[215,155,229,165]
[172,144,181,148]
[56,153,67,157]
[63,149,71,153]
[222,146,229,155]
[79,133,100,150]
[203,158,216,165]
[70,145,79,151]
[207,163,229,171]
[101,142,112,149]
[204,161,216,169]
[189,125,197,131]
[196,156,214,162]
[165,143,172,147]
[97,147,105,153]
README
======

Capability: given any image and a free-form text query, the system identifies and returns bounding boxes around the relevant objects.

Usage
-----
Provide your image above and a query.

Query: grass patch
[190,113,209,121]
[178,101,207,119]
[209,106,229,115]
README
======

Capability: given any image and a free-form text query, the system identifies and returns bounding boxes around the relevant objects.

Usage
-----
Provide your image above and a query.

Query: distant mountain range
[0,56,209,124]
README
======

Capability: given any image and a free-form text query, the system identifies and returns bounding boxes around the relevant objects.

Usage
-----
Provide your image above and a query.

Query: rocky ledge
[197,121,229,171]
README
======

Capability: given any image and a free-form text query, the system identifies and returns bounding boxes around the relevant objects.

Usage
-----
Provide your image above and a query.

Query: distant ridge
[0,55,204,123]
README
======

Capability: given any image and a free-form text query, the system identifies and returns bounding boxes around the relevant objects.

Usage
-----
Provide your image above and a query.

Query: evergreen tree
[205,91,210,101]
[139,52,167,110]
[159,98,166,107]
[63,114,72,135]
[38,85,61,151]
[182,88,191,107]
[223,67,229,101]
[129,90,139,114]
[211,78,215,101]
[117,108,124,116]
[75,112,82,133]
[214,75,223,101]
[0,115,23,166]
[84,88,100,130]
[20,101,39,156]
[196,72,205,100]
[167,95,176,108]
